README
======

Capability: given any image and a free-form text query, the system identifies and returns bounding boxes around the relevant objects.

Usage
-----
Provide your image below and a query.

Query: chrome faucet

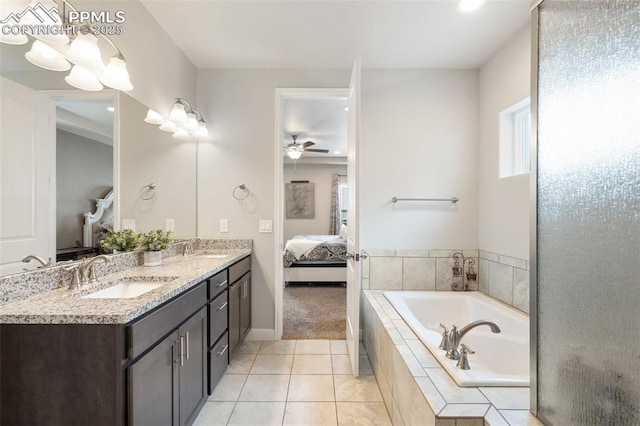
[182,237,204,256]
[21,255,53,269]
[79,255,111,285]
[451,252,477,291]
[446,320,501,360]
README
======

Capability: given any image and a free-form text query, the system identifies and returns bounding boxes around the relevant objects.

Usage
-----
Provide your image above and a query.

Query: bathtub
[384,291,529,387]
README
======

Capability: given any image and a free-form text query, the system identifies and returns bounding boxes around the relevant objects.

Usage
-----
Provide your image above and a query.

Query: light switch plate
[259,219,272,233]
[165,219,175,232]
[220,219,229,233]
[122,219,135,231]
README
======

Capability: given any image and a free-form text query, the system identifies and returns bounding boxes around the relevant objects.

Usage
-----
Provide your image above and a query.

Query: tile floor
[194,340,392,426]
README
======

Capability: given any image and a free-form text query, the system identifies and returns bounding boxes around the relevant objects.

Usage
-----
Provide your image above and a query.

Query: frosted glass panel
[537,1,640,425]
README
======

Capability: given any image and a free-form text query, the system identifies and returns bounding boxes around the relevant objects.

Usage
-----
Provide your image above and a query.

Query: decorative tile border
[478,251,529,314]
[362,290,540,426]
[362,249,479,293]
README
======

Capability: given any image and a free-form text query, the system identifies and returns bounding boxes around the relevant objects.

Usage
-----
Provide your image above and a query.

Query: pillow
[339,224,348,241]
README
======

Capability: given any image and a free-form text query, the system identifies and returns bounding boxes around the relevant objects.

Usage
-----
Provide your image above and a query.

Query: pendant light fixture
[0,0,134,93]
[145,99,208,141]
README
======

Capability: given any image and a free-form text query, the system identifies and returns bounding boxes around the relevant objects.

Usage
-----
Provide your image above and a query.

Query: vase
[143,251,162,267]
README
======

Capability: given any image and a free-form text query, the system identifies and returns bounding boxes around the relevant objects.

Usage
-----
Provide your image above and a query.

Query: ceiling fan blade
[301,141,315,148]
[303,148,330,153]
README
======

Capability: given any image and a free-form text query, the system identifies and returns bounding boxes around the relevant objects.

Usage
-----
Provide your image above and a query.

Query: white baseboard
[246,328,276,341]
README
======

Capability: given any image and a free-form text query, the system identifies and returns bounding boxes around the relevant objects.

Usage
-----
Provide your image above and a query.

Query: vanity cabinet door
[240,272,251,340]
[179,307,207,426]
[128,330,180,426]
[228,281,241,356]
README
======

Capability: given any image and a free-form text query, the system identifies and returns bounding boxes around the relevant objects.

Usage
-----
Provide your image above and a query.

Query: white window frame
[499,97,531,178]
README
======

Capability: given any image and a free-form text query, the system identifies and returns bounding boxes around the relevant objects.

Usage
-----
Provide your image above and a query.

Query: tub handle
[438,323,450,351]
[456,344,475,370]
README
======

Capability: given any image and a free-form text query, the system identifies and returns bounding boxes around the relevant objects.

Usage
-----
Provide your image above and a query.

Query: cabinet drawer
[207,270,228,300]
[208,332,229,395]
[126,282,207,360]
[208,290,228,348]
[229,256,251,284]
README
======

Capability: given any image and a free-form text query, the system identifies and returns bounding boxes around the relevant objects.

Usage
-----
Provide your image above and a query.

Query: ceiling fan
[285,135,329,159]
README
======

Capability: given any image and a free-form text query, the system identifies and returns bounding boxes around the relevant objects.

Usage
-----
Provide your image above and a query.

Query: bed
[283,233,347,284]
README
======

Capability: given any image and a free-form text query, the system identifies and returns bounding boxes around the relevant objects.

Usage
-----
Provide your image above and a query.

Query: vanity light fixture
[457,0,486,13]
[144,98,208,141]
[0,0,133,92]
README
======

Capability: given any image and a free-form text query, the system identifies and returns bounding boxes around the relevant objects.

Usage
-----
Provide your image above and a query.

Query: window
[339,181,348,225]
[499,98,531,178]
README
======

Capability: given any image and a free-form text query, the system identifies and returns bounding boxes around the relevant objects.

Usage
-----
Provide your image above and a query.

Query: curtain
[328,173,341,235]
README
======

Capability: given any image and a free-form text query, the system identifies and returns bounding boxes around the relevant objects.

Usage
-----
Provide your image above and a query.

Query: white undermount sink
[197,254,228,259]
[81,276,177,299]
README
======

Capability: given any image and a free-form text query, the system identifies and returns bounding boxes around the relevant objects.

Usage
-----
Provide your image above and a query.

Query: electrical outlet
[259,220,272,233]
[165,219,175,232]
[121,219,135,231]
[220,219,229,233]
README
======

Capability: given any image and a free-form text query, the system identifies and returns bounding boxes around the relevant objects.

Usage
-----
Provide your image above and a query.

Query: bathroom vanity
[0,249,251,426]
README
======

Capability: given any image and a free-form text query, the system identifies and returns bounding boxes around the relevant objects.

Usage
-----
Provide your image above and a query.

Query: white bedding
[284,235,344,260]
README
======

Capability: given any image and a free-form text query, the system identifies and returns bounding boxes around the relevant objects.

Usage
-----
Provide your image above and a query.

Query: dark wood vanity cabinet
[228,256,252,357]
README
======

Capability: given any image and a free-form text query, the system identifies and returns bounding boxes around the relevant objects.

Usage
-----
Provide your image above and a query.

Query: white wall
[196,68,480,332]
[360,69,479,250]
[119,93,197,238]
[283,163,347,241]
[56,129,113,248]
[478,24,531,260]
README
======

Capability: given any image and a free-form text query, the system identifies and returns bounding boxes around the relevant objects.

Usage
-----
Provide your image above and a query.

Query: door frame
[274,87,349,340]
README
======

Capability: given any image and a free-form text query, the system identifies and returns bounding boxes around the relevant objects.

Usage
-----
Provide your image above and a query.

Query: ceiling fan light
[64,65,103,91]
[169,102,188,124]
[172,127,192,140]
[100,57,133,91]
[287,150,302,160]
[25,40,71,71]
[66,33,104,74]
[144,109,165,125]
[457,0,486,13]
[159,120,178,132]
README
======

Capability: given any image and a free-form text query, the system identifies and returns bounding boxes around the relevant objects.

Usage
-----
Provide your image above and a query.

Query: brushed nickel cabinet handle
[216,280,228,288]
[186,331,190,360]
[217,301,229,311]
[180,335,184,367]
[216,344,229,356]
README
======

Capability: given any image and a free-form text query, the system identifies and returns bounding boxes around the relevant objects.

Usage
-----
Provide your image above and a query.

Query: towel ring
[233,184,249,200]
[139,183,156,200]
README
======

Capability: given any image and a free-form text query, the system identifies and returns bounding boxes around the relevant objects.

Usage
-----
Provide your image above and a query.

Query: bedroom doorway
[275,88,350,340]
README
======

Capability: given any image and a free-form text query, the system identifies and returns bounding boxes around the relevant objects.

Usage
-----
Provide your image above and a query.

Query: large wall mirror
[0,46,197,277]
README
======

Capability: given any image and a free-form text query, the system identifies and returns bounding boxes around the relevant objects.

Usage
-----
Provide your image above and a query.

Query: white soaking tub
[384,291,529,387]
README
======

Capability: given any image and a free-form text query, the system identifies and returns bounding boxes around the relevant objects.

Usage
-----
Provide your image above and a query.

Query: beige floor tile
[250,354,294,375]
[283,402,338,426]
[336,402,391,426]
[226,353,256,375]
[334,375,383,402]
[208,374,247,401]
[236,340,263,355]
[193,401,236,425]
[259,340,297,355]
[238,374,290,401]
[331,355,352,375]
[330,340,348,355]
[288,375,335,402]
[292,355,333,375]
[227,401,286,426]
[359,354,374,375]
[295,340,331,354]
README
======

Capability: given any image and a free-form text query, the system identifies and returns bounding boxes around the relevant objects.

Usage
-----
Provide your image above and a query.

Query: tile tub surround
[0,247,251,324]
[362,290,541,426]
[0,239,252,307]
[362,249,479,292]
[478,251,529,314]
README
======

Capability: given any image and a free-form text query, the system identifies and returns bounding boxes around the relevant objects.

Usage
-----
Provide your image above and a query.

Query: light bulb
[65,65,103,91]
[169,102,187,124]
[144,109,165,125]
[195,122,209,139]
[287,150,303,160]
[66,33,104,74]
[159,120,178,132]
[172,128,192,140]
[100,57,133,91]
[25,40,71,71]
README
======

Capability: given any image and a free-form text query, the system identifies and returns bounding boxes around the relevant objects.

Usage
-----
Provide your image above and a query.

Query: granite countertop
[0,249,251,325]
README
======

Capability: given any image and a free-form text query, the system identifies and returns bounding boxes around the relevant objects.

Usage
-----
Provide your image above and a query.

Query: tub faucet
[446,320,501,360]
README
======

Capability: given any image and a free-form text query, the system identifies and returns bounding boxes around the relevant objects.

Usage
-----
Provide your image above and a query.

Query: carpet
[282,283,346,340]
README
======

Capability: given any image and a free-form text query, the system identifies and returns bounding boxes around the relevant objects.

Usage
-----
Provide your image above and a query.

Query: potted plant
[138,230,173,266]
[98,229,140,253]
